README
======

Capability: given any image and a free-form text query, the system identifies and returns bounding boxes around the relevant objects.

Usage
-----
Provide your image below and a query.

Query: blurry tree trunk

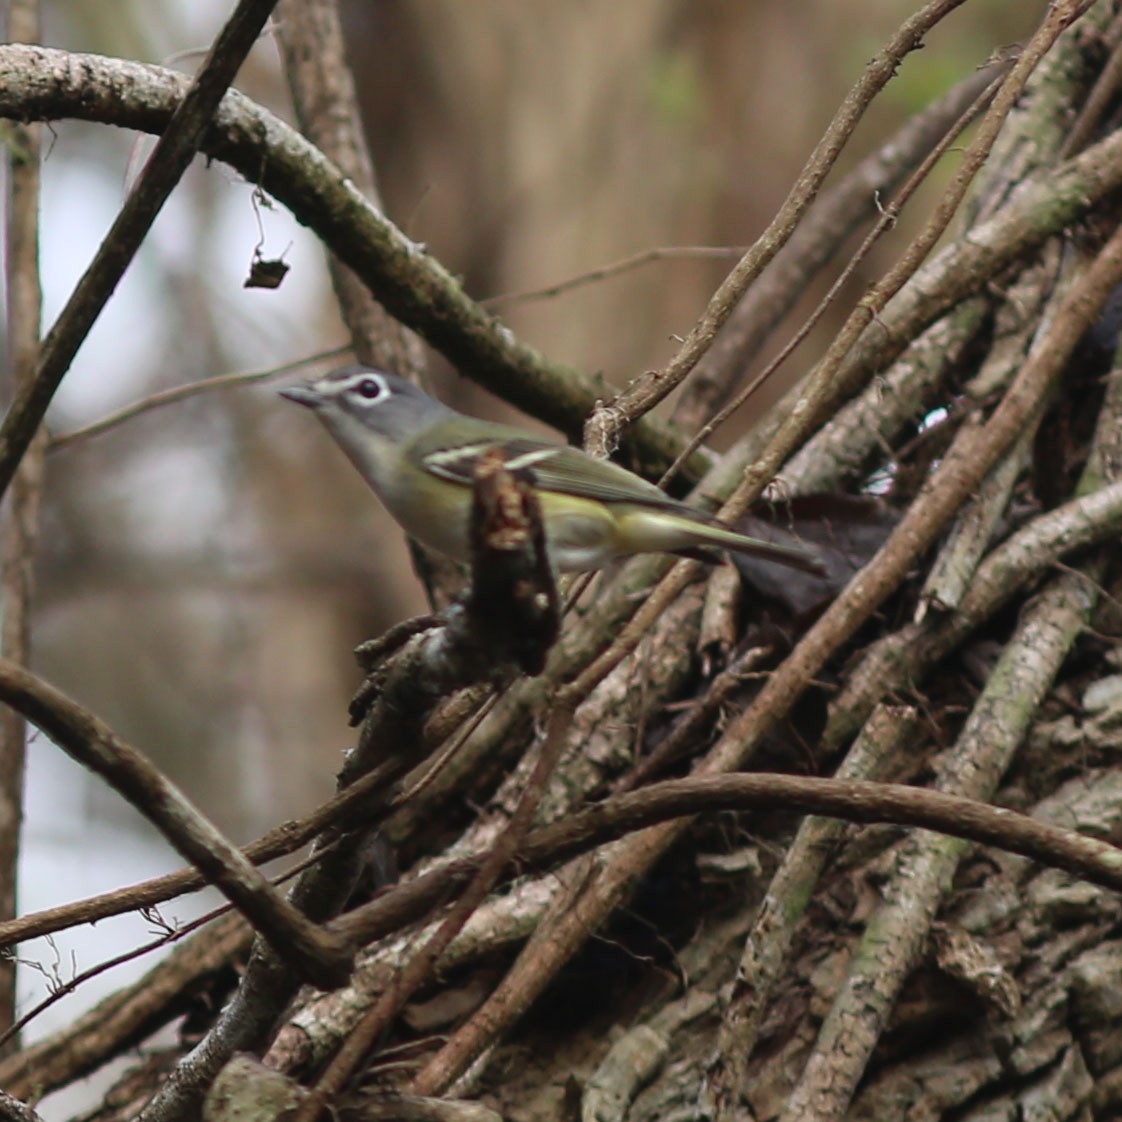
[0,0,44,1048]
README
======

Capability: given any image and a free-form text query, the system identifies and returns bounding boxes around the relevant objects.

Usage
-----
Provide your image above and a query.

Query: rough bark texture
[3,4,1122,1122]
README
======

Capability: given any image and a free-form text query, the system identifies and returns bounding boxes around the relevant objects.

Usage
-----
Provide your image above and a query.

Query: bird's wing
[419,433,680,509]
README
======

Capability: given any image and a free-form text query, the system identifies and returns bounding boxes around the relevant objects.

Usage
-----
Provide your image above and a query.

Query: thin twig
[299,707,575,1122]
[480,246,745,310]
[583,0,972,456]
[0,910,250,1101]
[661,67,1005,490]
[722,0,1094,532]
[48,347,351,452]
[0,897,238,1054]
[674,60,1009,432]
[0,757,401,952]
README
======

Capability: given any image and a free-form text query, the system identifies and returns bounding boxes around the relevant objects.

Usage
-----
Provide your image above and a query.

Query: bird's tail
[622,508,826,575]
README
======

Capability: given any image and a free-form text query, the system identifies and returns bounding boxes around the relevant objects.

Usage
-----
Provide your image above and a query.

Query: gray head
[279,365,454,440]
[280,366,458,496]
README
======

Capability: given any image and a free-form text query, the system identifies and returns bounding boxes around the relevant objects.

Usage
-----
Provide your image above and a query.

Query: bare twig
[782,295,990,492]
[302,707,574,1122]
[614,640,771,795]
[673,61,1008,431]
[481,246,745,310]
[316,767,1122,949]
[0,755,406,952]
[0,895,240,1054]
[661,66,1005,490]
[723,0,1095,529]
[1060,6,1122,158]
[917,422,1033,617]
[583,0,971,456]
[915,249,1069,615]
[48,347,351,451]
[0,911,249,1101]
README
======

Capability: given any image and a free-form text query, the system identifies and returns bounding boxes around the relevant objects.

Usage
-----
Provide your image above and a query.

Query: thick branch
[333,770,1122,955]
[0,44,692,478]
[0,660,352,990]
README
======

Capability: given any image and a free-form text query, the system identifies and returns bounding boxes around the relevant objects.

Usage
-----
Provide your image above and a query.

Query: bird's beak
[279,383,321,408]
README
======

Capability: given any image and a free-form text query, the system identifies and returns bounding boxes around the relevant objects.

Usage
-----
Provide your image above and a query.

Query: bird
[280,365,822,575]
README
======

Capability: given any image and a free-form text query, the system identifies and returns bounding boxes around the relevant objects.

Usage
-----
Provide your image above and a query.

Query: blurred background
[4,0,1036,1061]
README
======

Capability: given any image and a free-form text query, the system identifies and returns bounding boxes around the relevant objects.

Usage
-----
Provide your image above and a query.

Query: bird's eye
[355,378,383,400]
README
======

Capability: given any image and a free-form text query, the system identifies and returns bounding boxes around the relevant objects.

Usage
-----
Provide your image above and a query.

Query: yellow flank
[616,506,712,555]
[536,490,621,569]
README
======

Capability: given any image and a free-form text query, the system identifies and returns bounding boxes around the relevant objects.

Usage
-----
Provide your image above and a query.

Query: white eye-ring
[352,376,385,402]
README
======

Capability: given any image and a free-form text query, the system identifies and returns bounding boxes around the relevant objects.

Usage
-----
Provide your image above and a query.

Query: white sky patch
[36,155,168,418]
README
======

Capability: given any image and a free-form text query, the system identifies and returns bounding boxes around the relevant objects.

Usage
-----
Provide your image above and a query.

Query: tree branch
[0,660,353,990]
[0,0,281,504]
[584,0,973,453]
[0,44,697,480]
[671,61,1005,431]
[410,179,1122,1092]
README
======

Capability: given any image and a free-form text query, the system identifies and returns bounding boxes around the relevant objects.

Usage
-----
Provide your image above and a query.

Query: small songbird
[280,365,821,575]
